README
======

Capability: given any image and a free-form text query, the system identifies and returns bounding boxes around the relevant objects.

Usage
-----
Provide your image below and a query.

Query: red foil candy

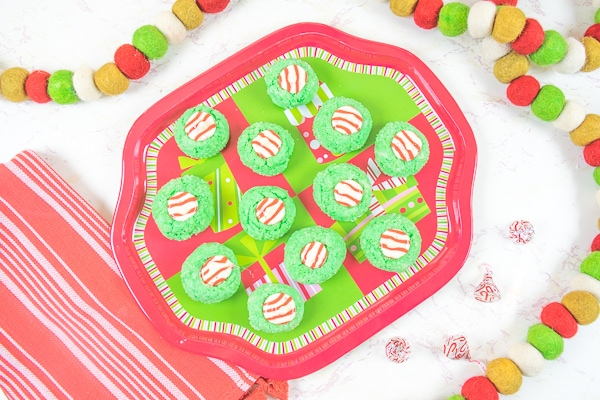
[385,337,411,363]
[474,267,501,303]
[541,302,578,338]
[509,220,534,244]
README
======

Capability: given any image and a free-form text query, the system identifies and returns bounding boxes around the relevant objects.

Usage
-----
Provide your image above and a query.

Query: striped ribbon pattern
[0,151,258,400]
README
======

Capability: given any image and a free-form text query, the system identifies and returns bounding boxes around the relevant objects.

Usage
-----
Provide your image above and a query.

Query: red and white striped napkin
[0,151,276,399]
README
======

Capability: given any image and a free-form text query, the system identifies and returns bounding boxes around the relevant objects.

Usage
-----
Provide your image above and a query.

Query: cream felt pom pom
[468,1,497,38]
[552,100,586,132]
[571,272,600,300]
[154,11,187,44]
[555,37,586,74]
[482,36,512,63]
[507,342,545,377]
[72,67,102,102]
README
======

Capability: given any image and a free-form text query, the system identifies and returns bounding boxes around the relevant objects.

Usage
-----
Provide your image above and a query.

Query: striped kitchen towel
[0,150,267,400]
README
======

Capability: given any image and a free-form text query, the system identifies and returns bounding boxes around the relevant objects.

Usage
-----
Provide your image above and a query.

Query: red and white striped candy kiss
[392,130,423,161]
[300,241,328,269]
[334,179,363,207]
[331,106,363,135]
[251,129,282,159]
[255,197,285,225]
[200,255,234,286]
[278,64,308,94]
[380,228,410,259]
[263,292,296,325]
[167,191,198,222]
[185,110,217,141]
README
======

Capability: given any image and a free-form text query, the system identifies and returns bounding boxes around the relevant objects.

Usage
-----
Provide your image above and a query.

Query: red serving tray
[111,22,477,379]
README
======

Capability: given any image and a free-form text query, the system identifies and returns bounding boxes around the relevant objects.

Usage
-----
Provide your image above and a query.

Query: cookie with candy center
[185,110,216,141]
[200,255,234,286]
[375,121,430,177]
[255,197,285,225]
[278,64,308,94]
[265,58,319,109]
[334,179,363,207]
[174,104,230,159]
[332,106,363,135]
[300,241,328,269]
[167,191,198,222]
[238,122,295,176]
[380,228,411,259]
[251,129,282,159]
[247,283,305,333]
[392,130,423,161]
[262,292,296,325]
[239,186,296,241]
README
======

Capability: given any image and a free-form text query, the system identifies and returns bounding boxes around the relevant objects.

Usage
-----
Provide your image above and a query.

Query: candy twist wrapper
[443,335,487,373]
[385,337,411,363]
[474,265,502,303]
[509,220,535,244]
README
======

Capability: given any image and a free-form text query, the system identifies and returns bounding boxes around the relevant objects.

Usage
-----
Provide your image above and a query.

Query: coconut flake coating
[374,121,430,177]
[247,283,305,333]
[174,104,230,159]
[265,58,319,109]
[238,186,296,241]
[237,122,295,176]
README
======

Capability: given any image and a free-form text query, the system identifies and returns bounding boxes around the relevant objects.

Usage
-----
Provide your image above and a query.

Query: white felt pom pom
[552,100,586,132]
[555,37,586,74]
[597,189,600,207]
[154,11,187,44]
[508,342,545,377]
[468,1,497,38]
[594,0,600,8]
[570,272,600,300]
[72,67,102,102]
[482,36,512,63]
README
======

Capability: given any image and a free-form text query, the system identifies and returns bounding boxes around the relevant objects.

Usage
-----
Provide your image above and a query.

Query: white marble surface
[1,1,599,399]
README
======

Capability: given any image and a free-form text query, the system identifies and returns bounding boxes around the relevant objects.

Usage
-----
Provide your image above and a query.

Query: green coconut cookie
[238,186,296,241]
[247,283,304,333]
[181,242,241,304]
[374,121,430,177]
[360,213,422,273]
[151,175,214,241]
[313,163,372,222]
[284,226,347,284]
[313,96,373,154]
[174,104,230,159]
[237,122,295,176]
[265,58,319,109]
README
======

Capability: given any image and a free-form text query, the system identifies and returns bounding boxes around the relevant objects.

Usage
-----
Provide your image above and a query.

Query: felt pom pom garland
[0,0,229,104]
[389,0,600,398]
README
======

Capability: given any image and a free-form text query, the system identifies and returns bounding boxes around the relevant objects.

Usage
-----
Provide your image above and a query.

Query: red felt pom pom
[114,44,150,80]
[512,18,544,55]
[541,302,578,338]
[196,0,230,13]
[461,376,499,400]
[506,75,540,107]
[490,0,518,5]
[413,0,443,30]
[592,234,600,252]
[585,24,600,43]
[25,70,52,103]
[584,140,600,167]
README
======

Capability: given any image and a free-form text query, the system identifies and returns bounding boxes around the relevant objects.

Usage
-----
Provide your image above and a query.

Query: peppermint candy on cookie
[300,241,328,269]
[278,64,308,94]
[200,255,234,286]
[334,179,364,207]
[167,191,198,222]
[185,110,216,141]
[392,129,423,161]
[255,197,285,225]
[251,129,282,159]
[263,292,296,325]
[332,105,363,135]
[380,228,411,259]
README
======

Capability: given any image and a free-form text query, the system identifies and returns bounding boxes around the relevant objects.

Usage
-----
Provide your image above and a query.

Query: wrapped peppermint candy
[509,220,534,244]
[385,337,411,363]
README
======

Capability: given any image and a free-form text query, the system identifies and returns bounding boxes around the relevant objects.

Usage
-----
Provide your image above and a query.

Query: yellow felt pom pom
[390,0,419,17]
[0,67,29,102]
[486,358,522,395]
[494,52,529,84]
[93,63,130,96]
[581,36,600,72]
[569,113,600,146]
[492,6,527,44]
[172,0,204,30]
[562,290,600,325]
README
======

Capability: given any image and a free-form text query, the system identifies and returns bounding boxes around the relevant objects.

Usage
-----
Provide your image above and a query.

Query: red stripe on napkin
[0,151,259,400]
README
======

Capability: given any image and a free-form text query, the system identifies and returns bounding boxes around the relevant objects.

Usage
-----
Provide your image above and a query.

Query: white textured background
[1,0,599,399]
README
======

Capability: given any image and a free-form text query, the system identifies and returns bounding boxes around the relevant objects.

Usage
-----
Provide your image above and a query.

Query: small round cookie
[181,242,241,303]
[360,213,422,273]
[152,175,214,241]
[313,163,372,222]
[174,104,230,159]
[265,58,319,109]
[374,121,430,177]
[237,122,295,176]
[247,283,304,333]
[284,226,347,284]
[313,97,373,154]
[238,186,296,241]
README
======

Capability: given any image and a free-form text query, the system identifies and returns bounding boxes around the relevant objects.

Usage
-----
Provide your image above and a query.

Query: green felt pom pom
[529,30,568,66]
[527,323,564,360]
[596,8,600,24]
[581,251,600,281]
[447,396,466,400]
[594,167,600,186]
[531,85,565,122]
[438,2,470,37]
[47,70,79,105]
[133,25,168,60]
